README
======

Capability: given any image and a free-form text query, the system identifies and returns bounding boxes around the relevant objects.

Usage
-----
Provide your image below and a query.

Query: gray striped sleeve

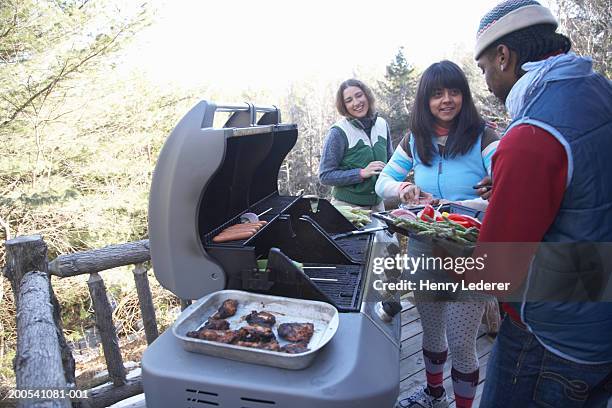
[386,125,393,160]
[318,126,363,186]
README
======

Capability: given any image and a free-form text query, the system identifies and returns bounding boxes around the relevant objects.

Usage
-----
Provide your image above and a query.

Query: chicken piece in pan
[278,323,314,343]
[235,340,281,351]
[280,342,310,354]
[244,310,276,327]
[187,329,239,344]
[236,325,276,343]
[203,319,230,330]
[186,331,200,339]
[211,299,238,319]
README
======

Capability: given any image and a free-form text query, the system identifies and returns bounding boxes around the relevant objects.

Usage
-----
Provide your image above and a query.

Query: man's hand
[359,161,386,178]
[474,176,492,200]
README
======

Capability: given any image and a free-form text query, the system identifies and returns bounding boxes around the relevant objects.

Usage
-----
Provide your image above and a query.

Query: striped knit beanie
[475,0,557,59]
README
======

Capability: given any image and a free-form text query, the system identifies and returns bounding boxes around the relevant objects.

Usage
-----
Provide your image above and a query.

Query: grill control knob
[375,300,402,323]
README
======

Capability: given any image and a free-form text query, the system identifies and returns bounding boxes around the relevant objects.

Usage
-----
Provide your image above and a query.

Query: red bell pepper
[420,205,435,222]
[447,213,482,229]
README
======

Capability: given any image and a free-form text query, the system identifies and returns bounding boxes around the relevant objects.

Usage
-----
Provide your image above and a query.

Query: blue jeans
[480,316,612,407]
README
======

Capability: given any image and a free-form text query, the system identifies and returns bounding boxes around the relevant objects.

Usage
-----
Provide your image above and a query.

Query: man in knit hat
[472,0,612,406]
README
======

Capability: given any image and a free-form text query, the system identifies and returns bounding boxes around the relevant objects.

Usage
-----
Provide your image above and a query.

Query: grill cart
[143,101,403,408]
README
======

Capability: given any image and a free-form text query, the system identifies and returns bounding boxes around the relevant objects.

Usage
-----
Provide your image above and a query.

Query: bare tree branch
[0,27,127,128]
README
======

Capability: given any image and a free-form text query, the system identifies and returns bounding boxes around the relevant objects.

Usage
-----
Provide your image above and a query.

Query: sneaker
[395,386,449,408]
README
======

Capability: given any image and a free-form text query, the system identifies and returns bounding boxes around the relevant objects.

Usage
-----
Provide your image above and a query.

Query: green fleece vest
[332,117,388,206]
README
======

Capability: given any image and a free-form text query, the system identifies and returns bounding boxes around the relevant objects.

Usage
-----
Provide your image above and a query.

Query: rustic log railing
[3,235,174,408]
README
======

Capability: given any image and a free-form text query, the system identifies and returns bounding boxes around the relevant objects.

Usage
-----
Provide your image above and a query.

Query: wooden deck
[110,299,494,408]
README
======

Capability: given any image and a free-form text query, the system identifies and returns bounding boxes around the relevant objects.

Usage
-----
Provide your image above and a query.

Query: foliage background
[0,0,609,390]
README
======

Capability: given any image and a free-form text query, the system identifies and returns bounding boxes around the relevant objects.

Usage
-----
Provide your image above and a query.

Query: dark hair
[408,60,484,166]
[335,79,376,117]
[485,24,571,77]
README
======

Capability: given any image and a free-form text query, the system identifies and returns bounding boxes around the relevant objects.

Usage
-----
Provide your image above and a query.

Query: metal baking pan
[172,289,339,370]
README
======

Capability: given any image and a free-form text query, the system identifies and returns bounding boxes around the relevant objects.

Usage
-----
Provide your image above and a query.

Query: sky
[126,0,554,94]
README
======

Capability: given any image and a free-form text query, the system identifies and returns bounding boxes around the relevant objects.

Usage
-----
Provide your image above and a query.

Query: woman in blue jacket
[376,61,498,408]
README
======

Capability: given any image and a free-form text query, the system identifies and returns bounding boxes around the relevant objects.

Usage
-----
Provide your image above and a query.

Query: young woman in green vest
[319,79,392,211]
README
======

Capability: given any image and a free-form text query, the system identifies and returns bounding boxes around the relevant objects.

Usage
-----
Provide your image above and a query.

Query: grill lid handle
[202,102,281,128]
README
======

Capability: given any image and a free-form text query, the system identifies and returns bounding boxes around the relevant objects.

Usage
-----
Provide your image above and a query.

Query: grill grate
[203,195,299,247]
[334,234,370,263]
[303,264,363,311]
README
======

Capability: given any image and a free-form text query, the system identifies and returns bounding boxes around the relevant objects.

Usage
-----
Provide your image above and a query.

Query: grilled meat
[186,331,200,339]
[278,323,314,343]
[189,329,239,344]
[203,319,230,330]
[237,325,276,343]
[280,342,310,354]
[244,310,276,327]
[211,299,238,319]
[235,340,281,351]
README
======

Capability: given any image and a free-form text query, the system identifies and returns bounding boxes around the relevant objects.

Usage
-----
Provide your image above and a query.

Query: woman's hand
[474,176,492,200]
[359,161,386,179]
[399,183,433,204]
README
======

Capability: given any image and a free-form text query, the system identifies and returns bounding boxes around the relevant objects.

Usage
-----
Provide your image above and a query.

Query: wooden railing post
[132,263,159,344]
[16,272,72,408]
[87,273,126,386]
[4,236,72,408]
[5,235,76,383]
[5,235,47,303]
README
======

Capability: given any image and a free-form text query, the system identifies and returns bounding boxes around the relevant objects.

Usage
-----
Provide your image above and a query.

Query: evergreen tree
[377,47,418,147]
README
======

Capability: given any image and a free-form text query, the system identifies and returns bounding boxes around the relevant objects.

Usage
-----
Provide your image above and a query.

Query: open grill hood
[149,101,299,299]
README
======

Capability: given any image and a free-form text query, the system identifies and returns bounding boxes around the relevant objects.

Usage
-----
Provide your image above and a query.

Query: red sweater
[479,124,567,242]
[478,124,567,321]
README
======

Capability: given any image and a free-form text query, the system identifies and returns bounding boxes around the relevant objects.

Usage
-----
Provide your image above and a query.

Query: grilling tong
[332,226,388,240]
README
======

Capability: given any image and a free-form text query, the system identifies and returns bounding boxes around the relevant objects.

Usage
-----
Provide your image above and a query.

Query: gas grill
[143,101,403,407]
